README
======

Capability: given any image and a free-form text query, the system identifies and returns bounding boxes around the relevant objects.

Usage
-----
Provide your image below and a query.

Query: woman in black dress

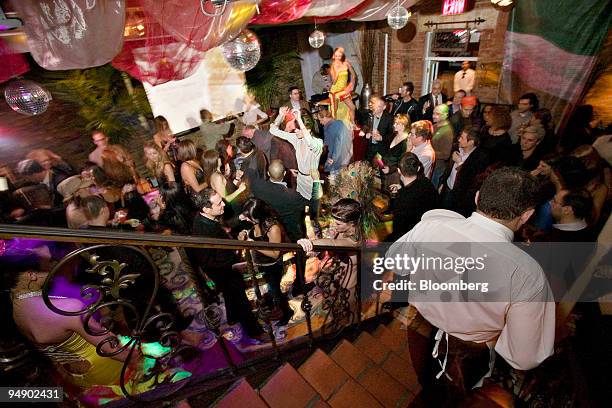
[238,198,293,327]
[381,114,410,190]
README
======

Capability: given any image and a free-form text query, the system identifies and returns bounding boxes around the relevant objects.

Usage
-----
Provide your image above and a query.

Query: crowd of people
[0,51,610,406]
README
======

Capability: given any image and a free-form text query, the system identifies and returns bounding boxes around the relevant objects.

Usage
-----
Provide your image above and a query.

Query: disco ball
[387,5,411,30]
[309,30,325,48]
[221,29,261,72]
[4,79,52,116]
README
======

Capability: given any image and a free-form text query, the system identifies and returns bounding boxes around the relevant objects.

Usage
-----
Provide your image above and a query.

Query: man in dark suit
[249,160,309,242]
[364,95,395,162]
[235,136,267,183]
[439,127,488,217]
[190,188,266,341]
[418,79,448,122]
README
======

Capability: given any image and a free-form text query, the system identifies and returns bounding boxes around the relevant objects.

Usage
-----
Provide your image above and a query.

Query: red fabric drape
[0,39,29,84]
[112,0,256,85]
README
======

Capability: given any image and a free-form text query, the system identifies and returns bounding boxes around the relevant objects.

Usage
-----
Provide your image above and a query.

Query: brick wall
[383,0,509,102]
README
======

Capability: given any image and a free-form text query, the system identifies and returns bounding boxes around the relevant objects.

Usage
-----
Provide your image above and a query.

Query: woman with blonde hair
[143,141,176,184]
[317,47,357,128]
[381,114,411,189]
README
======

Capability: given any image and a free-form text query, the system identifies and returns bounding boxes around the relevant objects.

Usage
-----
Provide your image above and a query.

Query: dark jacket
[191,215,239,270]
[388,175,439,241]
[441,147,489,217]
[365,110,395,161]
[250,178,308,242]
[418,92,448,122]
[390,98,419,122]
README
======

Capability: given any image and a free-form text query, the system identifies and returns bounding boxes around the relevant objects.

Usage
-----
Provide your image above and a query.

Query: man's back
[250,178,307,241]
[388,209,555,370]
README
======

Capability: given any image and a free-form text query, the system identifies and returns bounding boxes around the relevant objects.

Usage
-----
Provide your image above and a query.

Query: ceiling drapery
[10,0,125,70]
[111,0,256,85]
[0,39,29,84]
[349,0,415,21]
[250,0,313,25]
[10,0,416,84]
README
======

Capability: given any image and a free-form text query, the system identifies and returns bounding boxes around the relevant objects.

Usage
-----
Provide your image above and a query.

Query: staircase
[211,316,420,408]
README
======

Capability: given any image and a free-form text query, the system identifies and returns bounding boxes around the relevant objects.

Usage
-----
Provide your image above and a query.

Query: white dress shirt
[411,142,436,179]
[454,68,475,94]
[446,147,475,190]
[386,209,555,371]
[270,116,323,201]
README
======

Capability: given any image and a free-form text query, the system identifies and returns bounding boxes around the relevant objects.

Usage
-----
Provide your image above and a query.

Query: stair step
[357,365,412,408]
[387,314,408,335]
[372,324,407,353]
[299,349,349,401]
[259,363,324,408]
[328,378,384,408]
[213,378,268,408]
[329,339,374,380]
[380,352,420,393]
[353,332,391,364]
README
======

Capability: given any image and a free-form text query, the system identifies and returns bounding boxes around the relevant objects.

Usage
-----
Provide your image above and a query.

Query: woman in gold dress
[320,47,357,128]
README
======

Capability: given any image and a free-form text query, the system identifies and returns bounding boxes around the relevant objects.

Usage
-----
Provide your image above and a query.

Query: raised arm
[270,107,298,145]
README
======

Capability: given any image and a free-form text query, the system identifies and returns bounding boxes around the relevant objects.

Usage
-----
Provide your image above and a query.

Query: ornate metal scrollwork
[315,254,356,336]
[41,244,194,401]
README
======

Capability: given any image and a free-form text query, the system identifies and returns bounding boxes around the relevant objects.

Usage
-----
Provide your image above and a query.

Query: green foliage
[245,50,302,109]
[38,65,152,143]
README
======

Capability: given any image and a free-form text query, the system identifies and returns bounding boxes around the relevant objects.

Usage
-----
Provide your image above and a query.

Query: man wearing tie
[418,80,447,122]
[364,95,394,162]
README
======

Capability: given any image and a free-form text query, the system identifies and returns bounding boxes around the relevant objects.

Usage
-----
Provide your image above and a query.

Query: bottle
[304,206,316,240]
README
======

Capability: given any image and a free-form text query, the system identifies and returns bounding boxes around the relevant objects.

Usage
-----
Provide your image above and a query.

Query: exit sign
[442,0,466,15]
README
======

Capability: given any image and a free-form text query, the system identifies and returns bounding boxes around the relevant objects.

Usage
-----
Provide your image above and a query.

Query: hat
[16,159,44,175]
[57,175,93,202]
[461,96,478,107]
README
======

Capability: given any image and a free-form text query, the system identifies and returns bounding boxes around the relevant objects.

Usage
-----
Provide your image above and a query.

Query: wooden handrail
[0,223,359,253]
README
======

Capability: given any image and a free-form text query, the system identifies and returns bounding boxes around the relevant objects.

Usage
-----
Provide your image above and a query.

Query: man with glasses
[453,61,475,95]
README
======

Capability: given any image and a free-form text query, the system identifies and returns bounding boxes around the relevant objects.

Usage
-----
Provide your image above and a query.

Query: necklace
[13,291,66,300]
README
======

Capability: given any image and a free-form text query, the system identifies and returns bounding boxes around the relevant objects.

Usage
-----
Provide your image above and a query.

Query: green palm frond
[37,65,152,143]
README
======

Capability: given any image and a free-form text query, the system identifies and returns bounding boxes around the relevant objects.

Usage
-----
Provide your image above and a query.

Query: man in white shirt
[453,61,475,95]
[387,167,555,405]
[409,120,436,179]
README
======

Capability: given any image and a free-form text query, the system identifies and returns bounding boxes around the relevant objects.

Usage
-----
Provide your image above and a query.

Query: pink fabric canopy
[10,0,125,70]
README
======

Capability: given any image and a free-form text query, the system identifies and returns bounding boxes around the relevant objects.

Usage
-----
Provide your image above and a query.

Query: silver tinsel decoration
[221,29,261,72]
[387,5,411,30]
[308,30,325,48]
[4,79,52,116]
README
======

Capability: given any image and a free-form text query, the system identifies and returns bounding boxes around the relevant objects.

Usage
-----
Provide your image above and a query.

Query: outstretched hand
[278,106,290,117]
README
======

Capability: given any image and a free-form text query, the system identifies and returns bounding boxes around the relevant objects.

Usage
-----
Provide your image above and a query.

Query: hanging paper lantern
[387,5,411,30]
[221,29,261,72]
[309,30,325,48]
[4,79,52,116]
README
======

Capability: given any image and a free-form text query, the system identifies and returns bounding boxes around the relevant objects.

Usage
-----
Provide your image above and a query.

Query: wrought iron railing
[0,223,368,404]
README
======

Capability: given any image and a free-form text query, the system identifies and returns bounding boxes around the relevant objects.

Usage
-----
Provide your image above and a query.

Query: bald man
[431,104,454,188]
[249,160,308,242]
